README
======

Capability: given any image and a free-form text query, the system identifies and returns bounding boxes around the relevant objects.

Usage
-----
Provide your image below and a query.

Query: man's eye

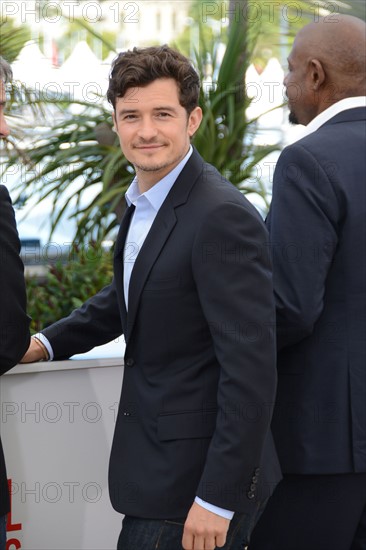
[157,112,170,118]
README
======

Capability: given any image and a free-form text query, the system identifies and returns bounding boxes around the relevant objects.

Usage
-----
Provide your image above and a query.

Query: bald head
[297,15,365,88]
[284,15,366,125]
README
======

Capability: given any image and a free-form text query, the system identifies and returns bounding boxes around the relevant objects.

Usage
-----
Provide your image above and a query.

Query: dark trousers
[117,502,266,550]
[249,473,366,550]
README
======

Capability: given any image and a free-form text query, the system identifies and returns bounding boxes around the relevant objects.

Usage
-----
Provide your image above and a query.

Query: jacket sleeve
[0,185,30,373]
[267,144,341,351]
[192,199,277,510]
[42,280,122,359]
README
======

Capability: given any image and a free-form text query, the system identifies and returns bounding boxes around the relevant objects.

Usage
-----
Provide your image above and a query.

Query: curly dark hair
[107,45,200,115]
[0,56,13,83]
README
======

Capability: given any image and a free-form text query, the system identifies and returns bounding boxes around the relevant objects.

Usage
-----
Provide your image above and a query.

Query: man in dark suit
[249,15,366,550]
[0,57,31,548]
[22,46,281,549]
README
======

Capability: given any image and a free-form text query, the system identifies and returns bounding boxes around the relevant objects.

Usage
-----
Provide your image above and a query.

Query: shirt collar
[125,146,193,211]
[296,97,366,140]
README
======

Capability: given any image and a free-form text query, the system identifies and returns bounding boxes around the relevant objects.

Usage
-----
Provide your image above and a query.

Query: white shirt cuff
[34,333,54,361]
[194,496,234,520]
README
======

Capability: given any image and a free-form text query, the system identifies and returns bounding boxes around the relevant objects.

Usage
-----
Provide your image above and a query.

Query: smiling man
[21,45,280,550]
[112,78,201,191]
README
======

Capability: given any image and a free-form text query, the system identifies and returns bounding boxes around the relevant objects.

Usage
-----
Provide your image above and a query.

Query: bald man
[249,15,366,550]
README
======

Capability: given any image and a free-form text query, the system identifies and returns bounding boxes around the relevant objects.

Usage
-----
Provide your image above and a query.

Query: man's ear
[188,106,203,137]
[309,58,325,91]
[112,112,117,132]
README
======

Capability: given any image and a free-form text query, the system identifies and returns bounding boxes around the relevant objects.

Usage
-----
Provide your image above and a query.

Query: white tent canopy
[246,58,285,128]
[12,41,59,89]
[58,41,108,100]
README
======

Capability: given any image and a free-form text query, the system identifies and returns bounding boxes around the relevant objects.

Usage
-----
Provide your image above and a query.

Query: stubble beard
[289,110,300,125]
[134,149,187,175]
[134,160,171,173]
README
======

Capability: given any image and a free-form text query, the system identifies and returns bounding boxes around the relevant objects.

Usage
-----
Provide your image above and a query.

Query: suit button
[125,358,135,367]
[123,411,131,416]
[254,468,260,475]
[247,491,255,500]
[250,483,257,492]
[252,476,258,484]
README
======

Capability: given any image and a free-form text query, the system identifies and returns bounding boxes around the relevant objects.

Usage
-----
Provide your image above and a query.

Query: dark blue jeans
[117,503,265,550]
[0,514,6,550]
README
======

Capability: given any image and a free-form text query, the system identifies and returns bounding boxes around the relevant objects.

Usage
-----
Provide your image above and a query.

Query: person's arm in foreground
[21,280,122,362]
[0,185,30,373]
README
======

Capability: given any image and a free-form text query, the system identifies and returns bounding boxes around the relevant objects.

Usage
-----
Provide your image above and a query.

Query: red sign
[6,480,21,549]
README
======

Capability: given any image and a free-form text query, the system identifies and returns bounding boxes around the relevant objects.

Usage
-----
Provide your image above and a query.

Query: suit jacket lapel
[125,147,205,343]
[113,203,135,330]
[126,205,177,340]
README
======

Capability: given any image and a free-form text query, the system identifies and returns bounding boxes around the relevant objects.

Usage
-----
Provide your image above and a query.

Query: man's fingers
[192,535,205,549]
[182,526,227,550]
[201,535,216,549]
[183,502,230,549]
[215,532,227,547]
[182,533,216,550]
[182,527,194,550]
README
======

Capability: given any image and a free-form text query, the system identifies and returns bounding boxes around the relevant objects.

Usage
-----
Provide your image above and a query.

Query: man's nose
[137,118,158,140]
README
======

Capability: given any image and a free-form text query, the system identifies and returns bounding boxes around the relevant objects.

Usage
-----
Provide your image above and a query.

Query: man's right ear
[310,58,325,91]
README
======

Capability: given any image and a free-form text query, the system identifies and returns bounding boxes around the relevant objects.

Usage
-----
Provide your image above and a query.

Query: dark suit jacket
[0,185,30,516]
[43,148,281,518]
[267,108,366,474]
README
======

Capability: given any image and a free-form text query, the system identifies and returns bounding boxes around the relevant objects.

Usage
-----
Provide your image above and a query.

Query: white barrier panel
[1,342,125,549]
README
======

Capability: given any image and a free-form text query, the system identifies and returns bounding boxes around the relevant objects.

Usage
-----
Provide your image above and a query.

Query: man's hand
[182,502,230,550]
[20,337,47,363]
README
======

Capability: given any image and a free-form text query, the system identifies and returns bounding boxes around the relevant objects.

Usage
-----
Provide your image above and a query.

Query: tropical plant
[178,1,366,71]
[3,7,280,244]
[0,18,31,62]
[192,9,276,198]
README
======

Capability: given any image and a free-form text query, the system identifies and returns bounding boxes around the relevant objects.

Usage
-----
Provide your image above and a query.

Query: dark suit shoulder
[0,186,30,372]
[176,148,263,220]
[0,184,12,201]
[194,160,264,223]
[286,108,366,154]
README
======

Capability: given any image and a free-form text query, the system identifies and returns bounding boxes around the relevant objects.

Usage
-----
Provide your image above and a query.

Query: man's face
[283,39,317,126]
[0,80,10,138]
[112,77,202,189]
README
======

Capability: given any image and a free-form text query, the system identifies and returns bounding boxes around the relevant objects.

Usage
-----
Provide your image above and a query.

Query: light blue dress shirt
[123,146,193,309]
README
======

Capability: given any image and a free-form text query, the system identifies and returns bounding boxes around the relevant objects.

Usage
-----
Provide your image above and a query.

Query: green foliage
[4,5,280,243]
[57,17,117,60]
[174,0,226,57]
[26,244,113,333]
[0,18,31,62]
[7,105,132,242]
[253,1,365,69]
[193,8,276,201]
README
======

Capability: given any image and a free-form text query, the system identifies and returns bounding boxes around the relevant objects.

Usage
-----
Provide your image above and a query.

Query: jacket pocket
[157,409,217,441]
